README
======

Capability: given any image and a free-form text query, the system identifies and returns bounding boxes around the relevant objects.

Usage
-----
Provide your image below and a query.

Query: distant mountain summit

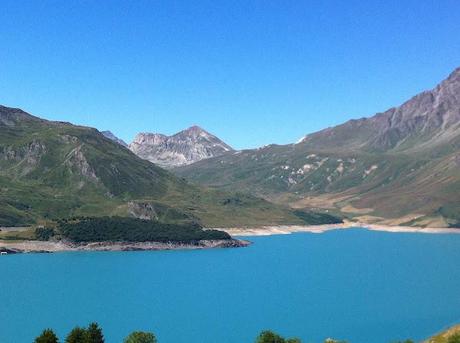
[129,125,233,168]
[101,130,128,147]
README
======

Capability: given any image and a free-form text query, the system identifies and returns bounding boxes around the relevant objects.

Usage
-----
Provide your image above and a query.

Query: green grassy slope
[175,143,459,226]
[0,105,338,228]
[175,68,460,227]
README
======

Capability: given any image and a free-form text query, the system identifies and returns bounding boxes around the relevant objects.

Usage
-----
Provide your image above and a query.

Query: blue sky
[1,1,459,149]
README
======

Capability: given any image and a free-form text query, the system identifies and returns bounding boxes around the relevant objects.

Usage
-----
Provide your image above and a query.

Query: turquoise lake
[2,228,460,343]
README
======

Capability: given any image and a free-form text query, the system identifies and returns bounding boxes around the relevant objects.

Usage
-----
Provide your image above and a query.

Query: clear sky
[1,1,459,149]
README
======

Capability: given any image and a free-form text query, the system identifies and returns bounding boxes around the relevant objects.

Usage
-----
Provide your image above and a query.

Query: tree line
[35,324,460,343]
[34,323,156,343]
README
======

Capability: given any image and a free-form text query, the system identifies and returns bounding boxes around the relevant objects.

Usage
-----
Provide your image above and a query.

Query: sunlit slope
[176,68,460,227]
[0,105,338,227]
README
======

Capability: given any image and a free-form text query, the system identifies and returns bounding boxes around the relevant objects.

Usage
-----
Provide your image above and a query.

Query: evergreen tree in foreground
[64,322,104,343]
[35,329,59,343]
[65,327,87,343]
[86,322,104,343]
[123,331,158,343]
[255,330,301,343]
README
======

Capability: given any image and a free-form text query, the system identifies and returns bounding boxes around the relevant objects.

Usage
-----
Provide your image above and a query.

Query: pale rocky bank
[0,239,250,254]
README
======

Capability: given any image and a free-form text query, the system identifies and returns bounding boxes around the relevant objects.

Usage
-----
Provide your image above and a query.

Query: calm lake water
[1,228,460,343]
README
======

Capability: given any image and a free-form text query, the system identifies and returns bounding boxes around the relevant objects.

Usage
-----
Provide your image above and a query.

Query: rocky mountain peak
[129,126,233,168]
[174,125,216,140]
[185,125,204,132]
[101,130,128,147]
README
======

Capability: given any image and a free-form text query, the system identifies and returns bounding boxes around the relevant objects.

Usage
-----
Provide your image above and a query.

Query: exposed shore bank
[2,222,458,254]
[217,222,460,236]
[0,239,250,254]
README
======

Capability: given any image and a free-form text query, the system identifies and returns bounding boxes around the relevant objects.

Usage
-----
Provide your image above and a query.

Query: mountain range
[2,67,459,229]
[0,105,338,228]
[176,67,460,228]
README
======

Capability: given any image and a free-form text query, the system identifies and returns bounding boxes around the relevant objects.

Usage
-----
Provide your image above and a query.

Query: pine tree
[65,327,87,343]
[34,329,59,343]
[255,331,288,343]
[86,322,104,343]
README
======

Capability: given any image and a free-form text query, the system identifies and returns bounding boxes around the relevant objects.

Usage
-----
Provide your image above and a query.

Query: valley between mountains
[1,67,459,246]
[0,104,338,248]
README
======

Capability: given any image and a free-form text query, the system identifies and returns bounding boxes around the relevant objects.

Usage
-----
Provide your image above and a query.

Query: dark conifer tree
[34,329,59,343]
[65,327,87,343]
[86,322,104,343]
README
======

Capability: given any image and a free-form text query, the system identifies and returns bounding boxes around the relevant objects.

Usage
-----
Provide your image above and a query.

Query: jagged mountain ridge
[175,67,460,227]
[129,125,233,168]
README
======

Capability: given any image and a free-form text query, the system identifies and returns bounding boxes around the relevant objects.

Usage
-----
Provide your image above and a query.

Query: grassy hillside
[176,140,459,227]
[0,105,339,228]
[175,68,460,227]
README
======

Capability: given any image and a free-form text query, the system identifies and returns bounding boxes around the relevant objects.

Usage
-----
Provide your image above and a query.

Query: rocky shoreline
[0,239,250,254]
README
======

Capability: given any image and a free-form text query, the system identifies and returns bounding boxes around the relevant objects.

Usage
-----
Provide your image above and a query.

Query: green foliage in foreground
[123,331,158,343]
[35,329,59,343]
[65,323,104,343]
[35,325,431,343]
[65,327,88,343]
[57,216,231,243]
[34,324,155,343]
[256,330,301,343]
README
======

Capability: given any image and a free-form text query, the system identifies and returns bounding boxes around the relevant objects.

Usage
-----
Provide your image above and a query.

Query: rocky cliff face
[129,126,233,168]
